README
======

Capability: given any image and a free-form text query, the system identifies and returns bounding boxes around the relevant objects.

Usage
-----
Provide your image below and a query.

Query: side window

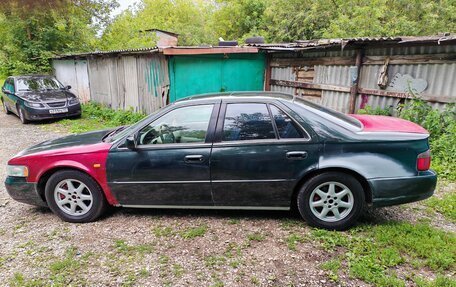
[3,79,14,93]
[223,103,276,141]
[270,105,306,139]
[138,105,213,145]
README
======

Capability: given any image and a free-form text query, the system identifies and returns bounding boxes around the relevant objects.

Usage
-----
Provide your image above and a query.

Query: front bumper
[23,104,81,121]
[4,176,47,207]
[369,170,437,207]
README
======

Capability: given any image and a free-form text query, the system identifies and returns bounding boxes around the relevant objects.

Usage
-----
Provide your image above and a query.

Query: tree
[100,0,216,50]
[211,0,268,42]
[0,0,117,75]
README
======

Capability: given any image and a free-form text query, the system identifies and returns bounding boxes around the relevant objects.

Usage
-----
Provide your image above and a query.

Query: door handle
[184,155,205,163]
[286,151,308,160]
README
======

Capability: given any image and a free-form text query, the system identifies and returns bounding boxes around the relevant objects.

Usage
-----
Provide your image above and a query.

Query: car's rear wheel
[45,170,108,223]
[18,107,29,124]
[297,172,365,230]
[3,101,11,114]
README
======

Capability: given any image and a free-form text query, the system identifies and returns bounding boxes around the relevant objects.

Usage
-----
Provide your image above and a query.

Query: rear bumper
[4,176,47,207]
[369,170,437,207]
[23,104,81,121]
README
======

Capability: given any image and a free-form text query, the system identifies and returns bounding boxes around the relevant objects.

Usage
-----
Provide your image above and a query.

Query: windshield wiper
[102,126,127,142]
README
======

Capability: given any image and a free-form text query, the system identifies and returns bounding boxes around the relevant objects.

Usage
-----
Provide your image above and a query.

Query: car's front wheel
[3,101,11,114]
[45,170,108,223]
[297,172,365,230]
[18,107,29,124]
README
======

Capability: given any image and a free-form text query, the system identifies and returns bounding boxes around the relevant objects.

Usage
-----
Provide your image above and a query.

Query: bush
[82,102,146,126]
[399,99,456,180]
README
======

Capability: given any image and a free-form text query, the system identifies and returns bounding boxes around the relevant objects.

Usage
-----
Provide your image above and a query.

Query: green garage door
[169,53,265,102]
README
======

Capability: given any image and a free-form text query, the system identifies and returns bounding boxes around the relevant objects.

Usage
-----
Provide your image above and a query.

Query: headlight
[24,101,45,108]
[6,165,29,177]
[68,98,80,105]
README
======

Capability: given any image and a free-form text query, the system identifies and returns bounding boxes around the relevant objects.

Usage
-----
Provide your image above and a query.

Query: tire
[18,107,29,124]
[3,100,11,114]
[45,170,108,223]
[297,172,365,230]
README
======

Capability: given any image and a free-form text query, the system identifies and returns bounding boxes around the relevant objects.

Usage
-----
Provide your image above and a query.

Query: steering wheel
[158,124,175,144]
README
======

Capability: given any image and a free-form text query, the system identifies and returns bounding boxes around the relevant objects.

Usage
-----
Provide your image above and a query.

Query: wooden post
[264,54,272,91]
[349,49,363,113]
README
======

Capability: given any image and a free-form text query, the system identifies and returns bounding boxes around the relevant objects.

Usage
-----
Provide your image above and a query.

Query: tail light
[417,150,431,171]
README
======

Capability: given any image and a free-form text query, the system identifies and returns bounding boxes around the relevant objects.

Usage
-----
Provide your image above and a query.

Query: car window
[223,103,276,141]
[4,79,14,93]
[138,104,213,145]
[270,105,306,139]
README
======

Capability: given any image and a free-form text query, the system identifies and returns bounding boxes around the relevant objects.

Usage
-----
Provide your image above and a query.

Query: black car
[1,75,81,124]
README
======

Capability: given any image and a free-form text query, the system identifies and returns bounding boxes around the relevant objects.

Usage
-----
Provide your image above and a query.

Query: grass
[425,191,456,222]
[113,239,155,255]
[180,224,208,239]
[285,233,306,250]
[308,221,456,287]
[46,102,146,134]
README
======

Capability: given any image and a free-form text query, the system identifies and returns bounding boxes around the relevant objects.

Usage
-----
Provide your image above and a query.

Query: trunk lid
[350,114,428,134]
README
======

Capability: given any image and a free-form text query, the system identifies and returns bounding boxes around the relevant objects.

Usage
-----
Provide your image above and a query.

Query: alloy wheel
[309,181,354,222]
[54,179,93,216]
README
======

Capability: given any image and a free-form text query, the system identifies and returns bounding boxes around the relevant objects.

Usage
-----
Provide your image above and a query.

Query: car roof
[176,91,295,103]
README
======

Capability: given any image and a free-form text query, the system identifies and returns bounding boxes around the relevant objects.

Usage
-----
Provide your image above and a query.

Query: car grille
[47,101,66,108]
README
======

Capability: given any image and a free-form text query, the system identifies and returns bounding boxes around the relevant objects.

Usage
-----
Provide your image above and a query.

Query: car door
[106,103,219,206]
[2,78,17,113]
[210,100,321,208]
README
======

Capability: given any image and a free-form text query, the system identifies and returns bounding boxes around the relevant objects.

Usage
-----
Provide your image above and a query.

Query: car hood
[350,114,428,134]
[14,129,112,157]
[18,90,76,102]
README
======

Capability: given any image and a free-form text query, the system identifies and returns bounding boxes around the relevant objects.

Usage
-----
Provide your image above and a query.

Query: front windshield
[17,77,63,91]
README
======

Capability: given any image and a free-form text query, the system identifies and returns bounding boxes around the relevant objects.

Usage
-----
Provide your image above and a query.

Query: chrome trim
[120,205,290,211]
[112,180,210,184]
[112,179,291,184]
[211,179,291,183]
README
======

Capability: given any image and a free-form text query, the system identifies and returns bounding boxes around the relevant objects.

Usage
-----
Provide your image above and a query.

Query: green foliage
[358,105,391,116]
[0,0,117,75]
[101,0,215,49]
[425,191,456,222]
[53,102,146,134]
[180,224,208,239]
[310,222,456,286]
[399,100,456,180]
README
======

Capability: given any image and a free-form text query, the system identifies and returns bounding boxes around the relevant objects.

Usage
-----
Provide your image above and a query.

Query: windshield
[17,77,63,91]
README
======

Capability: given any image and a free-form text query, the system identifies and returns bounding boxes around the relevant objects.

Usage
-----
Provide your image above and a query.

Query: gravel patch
[0,110,452,286]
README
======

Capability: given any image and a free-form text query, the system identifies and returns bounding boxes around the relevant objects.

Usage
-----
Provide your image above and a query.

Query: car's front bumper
[23,104,81,121]
[4,176,47,207]
[369,170,437,207]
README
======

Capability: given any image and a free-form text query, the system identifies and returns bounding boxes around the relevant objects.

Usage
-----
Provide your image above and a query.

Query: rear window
[292,97,362,130]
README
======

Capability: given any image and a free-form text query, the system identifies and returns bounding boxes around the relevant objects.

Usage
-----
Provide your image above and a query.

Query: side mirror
[66,85,71,90]
[125,134,137,150]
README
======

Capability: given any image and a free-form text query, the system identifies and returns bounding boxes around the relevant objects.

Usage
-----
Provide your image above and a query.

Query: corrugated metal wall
[87,54,169,114]
[53,59,90,102]
[269,44,456,113]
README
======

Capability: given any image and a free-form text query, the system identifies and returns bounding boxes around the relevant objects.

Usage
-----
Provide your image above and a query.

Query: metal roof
[54,47,160,59]
[53,34,456,59]
[248,34,456,51]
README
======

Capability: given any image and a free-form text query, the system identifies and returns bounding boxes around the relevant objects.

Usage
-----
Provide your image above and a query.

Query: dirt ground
[0,110,453,287]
